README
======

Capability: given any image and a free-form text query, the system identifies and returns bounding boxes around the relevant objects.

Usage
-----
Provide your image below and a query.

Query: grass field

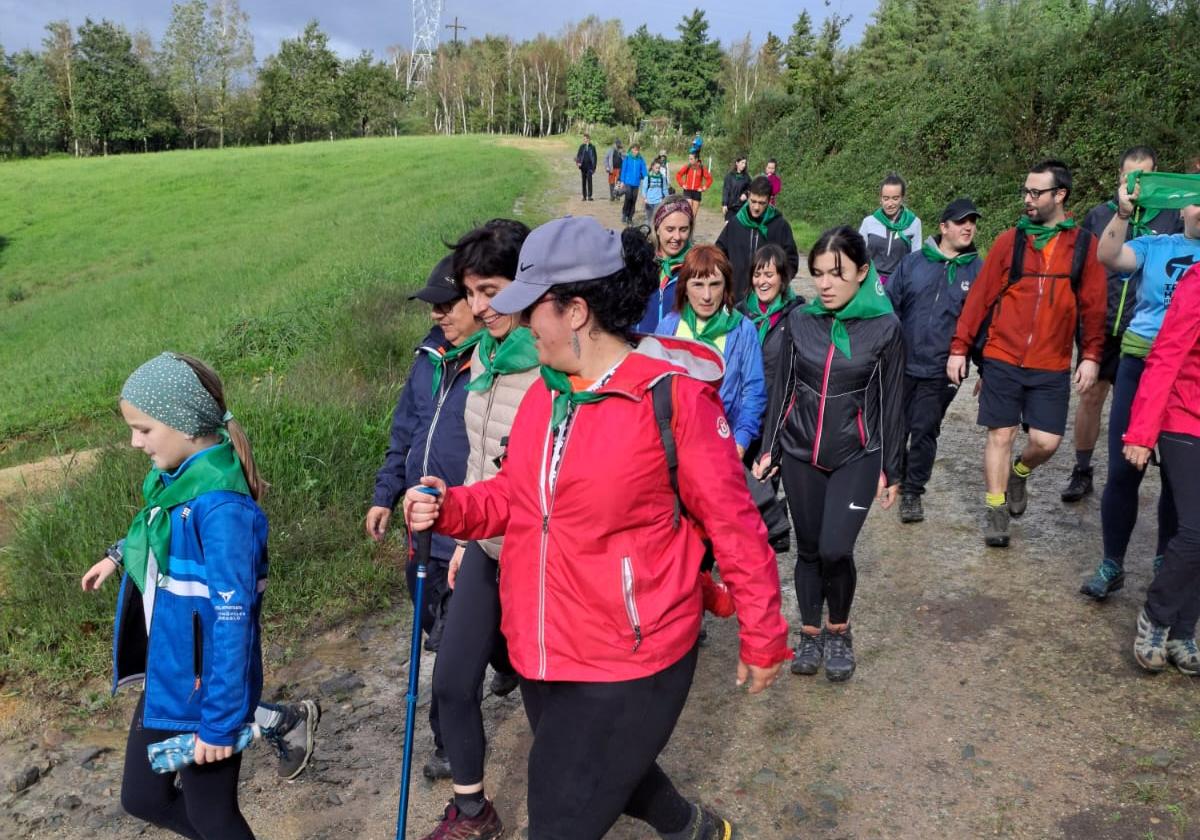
[0,137,546,684]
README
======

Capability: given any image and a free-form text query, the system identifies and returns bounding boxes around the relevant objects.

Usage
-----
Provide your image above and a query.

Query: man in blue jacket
[619,143,648,226]
[886,198,984,523]
[364,252,481,780]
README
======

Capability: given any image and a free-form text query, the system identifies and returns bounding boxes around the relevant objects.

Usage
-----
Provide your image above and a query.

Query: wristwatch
[104,542,124,567]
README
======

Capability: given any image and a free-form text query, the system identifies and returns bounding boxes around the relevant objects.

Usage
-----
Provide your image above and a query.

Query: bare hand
[1117,177,1141,217]
[81,557,119,592]
[447,543,466,589]
[973,376,983,397]
[1124,444,1152,470]
[736,659,782,694]
[192,735,234,765]
[365,506,392,542]
[752,453,778,481]
[402,477,448,532]
[736,443,746,459]
[1074,360,1099,394]
[876,476,899,510]
[946,354,968,386]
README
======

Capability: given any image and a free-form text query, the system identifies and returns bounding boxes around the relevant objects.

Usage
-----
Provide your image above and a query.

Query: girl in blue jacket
[82,352,269,840]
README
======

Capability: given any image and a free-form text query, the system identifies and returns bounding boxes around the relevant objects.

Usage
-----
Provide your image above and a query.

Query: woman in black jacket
[755,226,904,682]
[722,155,751,222]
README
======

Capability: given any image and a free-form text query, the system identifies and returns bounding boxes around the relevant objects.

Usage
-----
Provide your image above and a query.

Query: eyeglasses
[518,293,556,326]
[431,301,458,316]
[1019,186,1062,200]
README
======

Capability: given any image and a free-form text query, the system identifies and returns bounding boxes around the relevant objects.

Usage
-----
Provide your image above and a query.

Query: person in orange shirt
[675,151,714,217]
[947,159,1106,548]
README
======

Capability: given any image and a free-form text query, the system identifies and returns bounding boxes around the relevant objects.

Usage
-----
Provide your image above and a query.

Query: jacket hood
[589,335,725,398]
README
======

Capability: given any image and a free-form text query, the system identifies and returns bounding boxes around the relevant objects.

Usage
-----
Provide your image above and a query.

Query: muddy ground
[2,140,1197,840]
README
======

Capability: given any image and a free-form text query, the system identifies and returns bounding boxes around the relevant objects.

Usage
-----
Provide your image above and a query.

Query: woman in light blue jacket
[657,244,767,454]
[641,158,670,226]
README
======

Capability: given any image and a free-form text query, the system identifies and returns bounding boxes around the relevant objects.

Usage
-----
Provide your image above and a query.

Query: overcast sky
[1,0,878,60]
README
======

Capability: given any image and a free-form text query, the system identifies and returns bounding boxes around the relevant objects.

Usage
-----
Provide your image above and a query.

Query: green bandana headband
[872,207,917,247]
[466,327,540,393]
[1127,171,1200,211]
[920,243,978,288]
[1015,215,1077,250]
[802,262,893,359]
[430,330,485,396]
[121,352,230,437]
[735,202,779,237]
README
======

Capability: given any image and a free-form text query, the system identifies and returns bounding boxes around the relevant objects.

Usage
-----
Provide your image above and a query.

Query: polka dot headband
[120,352,231,437]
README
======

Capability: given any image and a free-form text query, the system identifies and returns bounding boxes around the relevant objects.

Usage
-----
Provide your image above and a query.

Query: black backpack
[970,227,1093,366]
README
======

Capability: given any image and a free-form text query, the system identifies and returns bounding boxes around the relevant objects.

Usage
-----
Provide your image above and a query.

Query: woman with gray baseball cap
[405,216,790,839]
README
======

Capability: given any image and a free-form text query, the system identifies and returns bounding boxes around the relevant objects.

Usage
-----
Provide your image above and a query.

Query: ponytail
[176,354,268,500]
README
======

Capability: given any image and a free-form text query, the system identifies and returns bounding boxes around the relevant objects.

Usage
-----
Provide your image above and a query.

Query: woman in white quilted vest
[420,219,540,840]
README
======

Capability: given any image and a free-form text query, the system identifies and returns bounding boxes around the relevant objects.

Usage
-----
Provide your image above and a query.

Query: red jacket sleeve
[671,377,791,668]
[950,228,1013,356]
[1076,234,1108,363]
[436,470,512,543]
[1125,266,1200,448]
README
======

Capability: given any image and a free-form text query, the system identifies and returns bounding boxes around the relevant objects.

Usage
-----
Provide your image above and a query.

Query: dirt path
[3,140,1198,840]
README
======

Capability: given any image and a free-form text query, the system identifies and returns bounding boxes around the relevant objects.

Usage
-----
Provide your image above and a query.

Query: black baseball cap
[941,198,981,223]
[408,254,460,305]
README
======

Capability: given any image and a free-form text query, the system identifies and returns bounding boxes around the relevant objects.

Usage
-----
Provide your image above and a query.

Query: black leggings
[431,541,513,786]
[120,695,254,840]
[622,185,640,221]
[781,451,881,628]
[1144,433,1200,640]
[521,645,699,840]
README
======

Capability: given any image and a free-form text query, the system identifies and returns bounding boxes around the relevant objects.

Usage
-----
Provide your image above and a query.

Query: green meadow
[0,137,546,684]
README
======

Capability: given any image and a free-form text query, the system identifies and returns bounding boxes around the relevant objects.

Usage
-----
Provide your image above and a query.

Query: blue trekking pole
[396,486,439,839]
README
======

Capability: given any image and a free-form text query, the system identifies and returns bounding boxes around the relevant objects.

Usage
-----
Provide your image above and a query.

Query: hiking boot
[1166,638,1200,676]
[790,630,825,676]
[695,803,736,839]
[1061,465,1094,502]
[984,505,1010,548]
[899,494,924,523]
[824,628,855,682]
[262,699,321,780]
[1133,608,1169,673]
[1007,463,1029,517]
[422,747,453,780]
[1080,559,1125,601]
[489,670,519,698]
[419,799,503,840]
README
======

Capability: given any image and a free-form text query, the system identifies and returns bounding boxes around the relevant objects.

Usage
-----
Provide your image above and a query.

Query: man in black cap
[364,252,482,781]
[885,198,984,523]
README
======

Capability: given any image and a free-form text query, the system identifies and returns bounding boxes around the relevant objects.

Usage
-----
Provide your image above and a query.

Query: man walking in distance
[604,139,623,202]
[947,160,1107,547]
[886,199,984,524]
[575,133,597,201]
[716,176,800,301]
[1062,146,1181,502]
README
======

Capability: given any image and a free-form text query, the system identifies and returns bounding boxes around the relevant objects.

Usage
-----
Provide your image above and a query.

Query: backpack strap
[1008,228,1027,288]
[1069,228,1093,297]
[650,375,682,529]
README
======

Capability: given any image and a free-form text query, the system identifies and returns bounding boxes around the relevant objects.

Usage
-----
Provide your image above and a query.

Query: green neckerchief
[658,241,692,288]
[745,288,796,344]
[802,263,894,359]
[1106,200,1161,239]
[540,366,619,427]
[681,303,743,349]
[872,207,917,247]
[466,327,540,393]
[735,202,779,237]
[1127,171,1200,211]
[920,242,978,287]
[122,438,251,593]
[1016,215,1077,250]
[429,330,484,396]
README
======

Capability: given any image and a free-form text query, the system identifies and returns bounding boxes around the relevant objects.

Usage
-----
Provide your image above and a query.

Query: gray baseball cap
[490,217,625,314]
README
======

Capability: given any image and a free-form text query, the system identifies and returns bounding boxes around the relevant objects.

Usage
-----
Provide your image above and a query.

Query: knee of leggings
[432,661,481,706]
[184,796,247,839]
[120,784,166,824]
[818,549,854,570]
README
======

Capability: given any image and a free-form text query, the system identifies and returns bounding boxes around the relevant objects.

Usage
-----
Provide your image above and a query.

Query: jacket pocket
[621,556,643,652]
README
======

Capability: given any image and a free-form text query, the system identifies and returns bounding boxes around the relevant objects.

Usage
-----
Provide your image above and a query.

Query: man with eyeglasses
[947,160,1107,548]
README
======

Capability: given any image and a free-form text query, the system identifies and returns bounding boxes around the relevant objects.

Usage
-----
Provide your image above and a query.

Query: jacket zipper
[534,413,578,679]
[476,380,500,484]
[189,610,203,702]
[421,355,461,475]
[1022,277,1046,366]
[621,556,643,652]
[811,343,836,468]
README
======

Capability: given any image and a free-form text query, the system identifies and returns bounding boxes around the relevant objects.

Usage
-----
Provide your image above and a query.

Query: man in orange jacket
[676,151,713,218]
[947,159,1106,548]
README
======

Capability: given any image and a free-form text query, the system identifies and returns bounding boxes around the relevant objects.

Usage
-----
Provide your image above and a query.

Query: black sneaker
[824,628,855,682]
[1079,559,1125,601]
[984,505,1010,548]
[1061,465,1094,502]
[262,699,321,780]
[422,747,453,780]
[695,803,736,839]
[790,630,825,676]
[488,670,519,698]
[899,494,924,523]
[1007,462,1029,517]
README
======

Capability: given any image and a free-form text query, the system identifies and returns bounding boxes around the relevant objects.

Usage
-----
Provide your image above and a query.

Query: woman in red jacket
[405,216,789,840]
[1124,262,1200,677]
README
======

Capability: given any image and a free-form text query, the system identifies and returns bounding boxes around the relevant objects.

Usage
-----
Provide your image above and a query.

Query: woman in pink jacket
[406,216,789,840]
